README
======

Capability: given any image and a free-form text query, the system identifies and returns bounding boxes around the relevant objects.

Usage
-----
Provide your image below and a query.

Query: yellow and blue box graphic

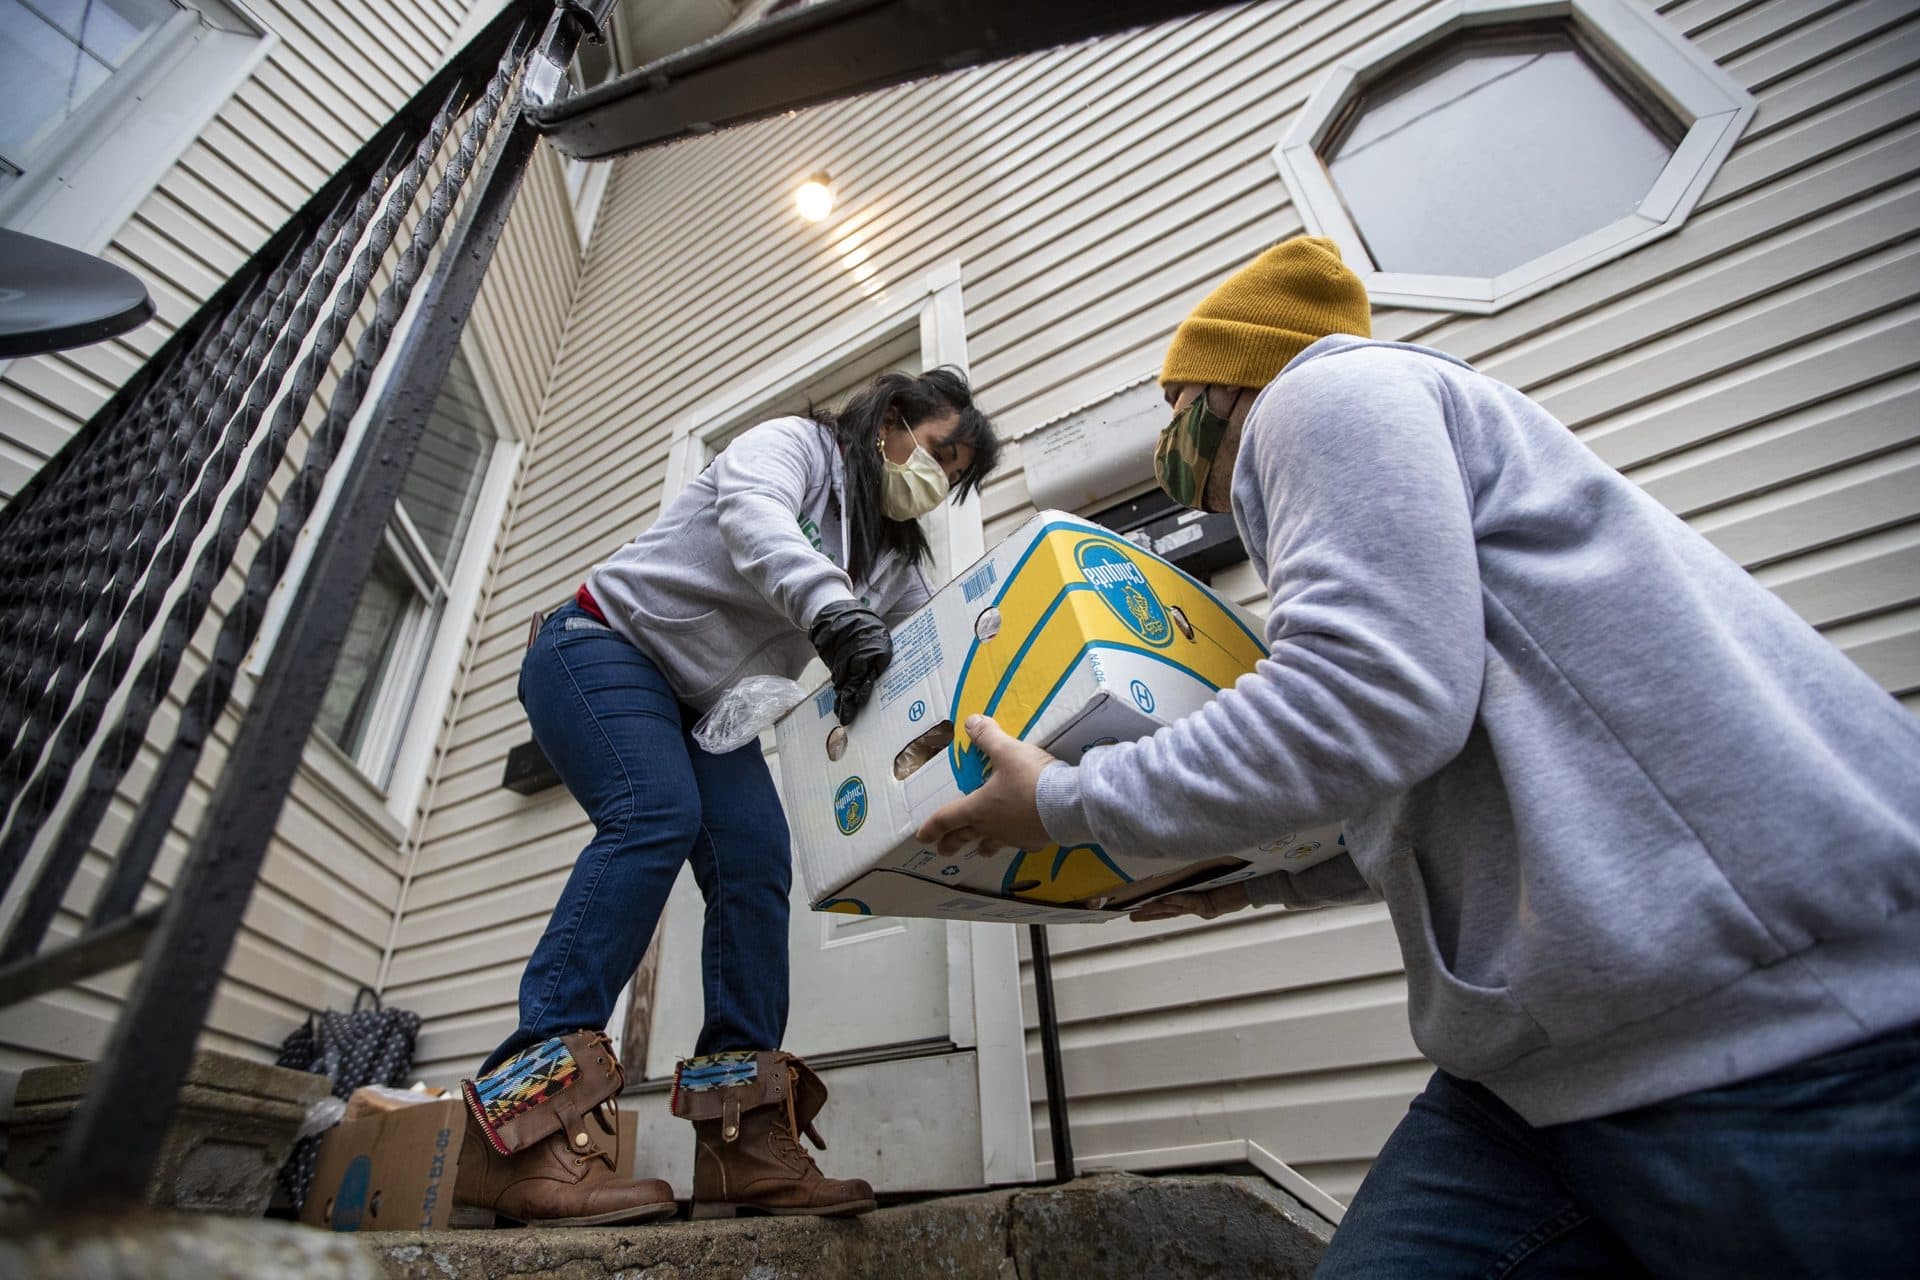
[776,511,1344,923]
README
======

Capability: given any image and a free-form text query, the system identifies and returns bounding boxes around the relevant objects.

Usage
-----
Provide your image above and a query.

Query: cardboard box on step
[304,1092,641,1230]
[302,1096,464,1232]
[776,511,1344,923]
[342,1084,447,1122]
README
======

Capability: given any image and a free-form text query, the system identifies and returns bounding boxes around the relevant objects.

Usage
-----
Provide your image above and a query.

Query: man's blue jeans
[1317,1022,1920,1277]
[480,602,791,1074]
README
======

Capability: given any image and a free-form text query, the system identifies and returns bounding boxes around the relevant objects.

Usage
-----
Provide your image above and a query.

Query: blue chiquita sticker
[329,1154,373,1231]
[833,777,868,835]
[1075,539,1172,648]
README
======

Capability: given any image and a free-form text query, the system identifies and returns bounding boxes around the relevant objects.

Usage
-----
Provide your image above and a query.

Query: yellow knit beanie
[1161,237,1371,389]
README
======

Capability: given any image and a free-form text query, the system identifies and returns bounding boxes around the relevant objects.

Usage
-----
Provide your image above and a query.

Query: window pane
[808,355,921,419]
[1324,32,1676,279]
[0,2,102,155]
[0,0,173,161]
[711,332,922,459]
[398,348,496,578]
[85,0,178,66]
[19,0,89,40]
[316,546,422,760]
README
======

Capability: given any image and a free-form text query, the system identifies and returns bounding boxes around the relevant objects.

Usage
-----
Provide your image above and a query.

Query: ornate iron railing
[0,0,604,1208]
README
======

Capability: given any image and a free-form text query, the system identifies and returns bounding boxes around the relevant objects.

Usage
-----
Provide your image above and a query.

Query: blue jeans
[1316,1023,1920,1278]
[480,602,791,1074]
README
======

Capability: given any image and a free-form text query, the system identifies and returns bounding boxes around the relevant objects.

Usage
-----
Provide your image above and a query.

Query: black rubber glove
[809,600,893,725]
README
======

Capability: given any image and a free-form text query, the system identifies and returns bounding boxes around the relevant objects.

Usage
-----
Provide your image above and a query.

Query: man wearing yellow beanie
[1152,235,1371,514]
[922,236,1920,1275]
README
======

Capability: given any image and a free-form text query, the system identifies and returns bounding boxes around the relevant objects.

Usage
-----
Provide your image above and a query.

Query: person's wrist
[800,571,861,625]
[1033,761,1095,848]
[808,597,852,642]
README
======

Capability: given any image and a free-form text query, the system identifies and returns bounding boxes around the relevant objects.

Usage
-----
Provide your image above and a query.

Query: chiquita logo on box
[1075,539,1172,648]
[833,776,867,835]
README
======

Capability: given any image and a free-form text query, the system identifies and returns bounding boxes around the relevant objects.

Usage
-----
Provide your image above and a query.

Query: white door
[615,286,1033,1195]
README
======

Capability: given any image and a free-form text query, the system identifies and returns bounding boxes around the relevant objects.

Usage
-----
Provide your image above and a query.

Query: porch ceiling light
[795,171,835,222]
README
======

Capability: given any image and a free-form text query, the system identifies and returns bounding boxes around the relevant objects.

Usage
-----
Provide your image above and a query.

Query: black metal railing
[0,0,602,1208]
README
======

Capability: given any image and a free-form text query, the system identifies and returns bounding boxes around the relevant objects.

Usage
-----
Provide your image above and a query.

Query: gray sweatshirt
[588,416,931,711]
[1035,335,1920,1126]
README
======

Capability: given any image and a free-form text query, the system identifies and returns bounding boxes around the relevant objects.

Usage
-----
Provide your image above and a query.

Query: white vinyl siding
[0,0,584,1095]
[384,0,1920,1204]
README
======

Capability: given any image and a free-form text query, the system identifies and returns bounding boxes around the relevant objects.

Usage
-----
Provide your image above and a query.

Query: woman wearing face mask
[454,368,999,1229]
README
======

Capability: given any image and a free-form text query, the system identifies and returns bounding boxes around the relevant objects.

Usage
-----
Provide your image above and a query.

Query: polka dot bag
[273,985,421,1213]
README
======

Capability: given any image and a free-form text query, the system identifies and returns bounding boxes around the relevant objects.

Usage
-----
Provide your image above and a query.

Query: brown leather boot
[454,1031,676,1227]
[672,1050,876,1218]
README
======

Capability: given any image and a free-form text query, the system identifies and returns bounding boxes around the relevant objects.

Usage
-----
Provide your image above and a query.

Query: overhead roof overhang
[533,0,1261,159]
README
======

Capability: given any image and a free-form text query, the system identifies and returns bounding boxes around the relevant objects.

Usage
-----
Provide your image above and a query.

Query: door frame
[660,260,984,584]
[624,260,1034,1185]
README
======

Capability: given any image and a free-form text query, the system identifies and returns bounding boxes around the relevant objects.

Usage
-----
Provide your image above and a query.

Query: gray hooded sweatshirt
[587,416,931,711]
[1035,336,1920,1127]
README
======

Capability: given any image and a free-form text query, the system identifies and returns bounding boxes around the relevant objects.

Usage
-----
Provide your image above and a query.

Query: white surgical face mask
[880,434,950,521]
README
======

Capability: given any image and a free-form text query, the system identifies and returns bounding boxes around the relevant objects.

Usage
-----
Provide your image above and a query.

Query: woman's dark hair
[805,365,1001,583]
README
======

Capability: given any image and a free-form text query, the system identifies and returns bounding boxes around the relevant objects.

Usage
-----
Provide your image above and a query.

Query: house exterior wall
[387,0,1920,1202]
[0,0,585,1092]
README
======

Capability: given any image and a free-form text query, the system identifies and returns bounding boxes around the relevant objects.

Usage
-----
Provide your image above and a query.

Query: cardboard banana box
[777,511,1344,923]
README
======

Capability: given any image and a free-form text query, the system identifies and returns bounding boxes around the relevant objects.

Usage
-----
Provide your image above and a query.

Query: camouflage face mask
[1154,390,1234,513]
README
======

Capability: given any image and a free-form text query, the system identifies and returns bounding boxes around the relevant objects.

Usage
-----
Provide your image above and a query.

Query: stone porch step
[1,1171,1335,1279]
[368,1172,1334,1280]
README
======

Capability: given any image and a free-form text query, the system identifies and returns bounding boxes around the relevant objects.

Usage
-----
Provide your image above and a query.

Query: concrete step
[366,1173,1334,1280]
[0,1172,1335,1278]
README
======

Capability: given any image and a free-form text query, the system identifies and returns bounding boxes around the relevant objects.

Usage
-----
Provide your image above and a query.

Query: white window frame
[1272,0,1755,314]
[376,347,520,823]
[328,518,443,783]
[562,154,611,254]
[660,260,985,587]
[245,303,524,831]
[556,20,623,257]
[0,0,276,253]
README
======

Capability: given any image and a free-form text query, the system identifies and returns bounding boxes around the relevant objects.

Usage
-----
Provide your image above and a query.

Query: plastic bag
[343,1083,446,1121]
[692,675,809,754]
[293,1095,346,1143]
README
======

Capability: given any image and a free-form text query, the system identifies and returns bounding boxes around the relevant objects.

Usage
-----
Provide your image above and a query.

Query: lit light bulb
[795,172,835,222]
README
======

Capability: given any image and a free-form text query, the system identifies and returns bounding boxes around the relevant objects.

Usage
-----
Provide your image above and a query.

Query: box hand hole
[1081,855,1250,911]
[893,720,955,780]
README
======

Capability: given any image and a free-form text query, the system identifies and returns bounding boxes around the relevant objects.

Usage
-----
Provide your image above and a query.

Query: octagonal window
[1273,0,1756,313]
[1323,26,1681,279]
